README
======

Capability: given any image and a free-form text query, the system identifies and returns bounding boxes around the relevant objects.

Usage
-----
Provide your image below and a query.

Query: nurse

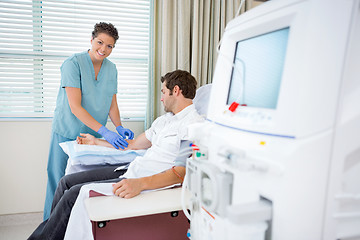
[43,22,134,220]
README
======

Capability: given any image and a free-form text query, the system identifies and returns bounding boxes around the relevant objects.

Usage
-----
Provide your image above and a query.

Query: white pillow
[193,84,212,117]
[60,141,146,166]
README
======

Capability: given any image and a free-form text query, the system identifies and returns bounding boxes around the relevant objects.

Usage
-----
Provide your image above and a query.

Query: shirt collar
[173,104,195,120]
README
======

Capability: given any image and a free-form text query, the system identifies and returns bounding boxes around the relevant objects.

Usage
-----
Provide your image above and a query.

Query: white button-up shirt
[122,104,203,179]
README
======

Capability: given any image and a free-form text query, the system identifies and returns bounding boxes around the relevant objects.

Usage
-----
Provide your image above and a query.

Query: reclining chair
[86,187,189,240]
[85,84,211,240]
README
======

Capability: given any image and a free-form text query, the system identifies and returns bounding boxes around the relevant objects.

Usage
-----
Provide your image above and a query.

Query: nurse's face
[89,32,115,62]
[161,81,175,113]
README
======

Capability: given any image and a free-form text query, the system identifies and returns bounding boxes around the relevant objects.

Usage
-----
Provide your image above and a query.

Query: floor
[0,212,42,240]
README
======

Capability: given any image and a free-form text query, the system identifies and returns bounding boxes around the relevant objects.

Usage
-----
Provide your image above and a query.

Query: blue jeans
[30,165,127,240]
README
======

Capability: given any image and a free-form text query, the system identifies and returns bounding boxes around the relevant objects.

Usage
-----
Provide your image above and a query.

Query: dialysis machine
[184,0,360,239]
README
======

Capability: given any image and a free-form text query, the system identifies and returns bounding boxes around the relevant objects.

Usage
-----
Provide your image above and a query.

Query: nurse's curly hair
[92,22,119,44]
[161,70,197,99]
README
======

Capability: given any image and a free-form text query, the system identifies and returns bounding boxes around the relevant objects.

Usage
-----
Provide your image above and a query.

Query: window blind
[0,0,151,119]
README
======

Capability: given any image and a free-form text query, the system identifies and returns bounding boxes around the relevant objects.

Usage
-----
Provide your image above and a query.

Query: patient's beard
[162,92,175,113]
[163,106,170,113]
[162,101,174,113]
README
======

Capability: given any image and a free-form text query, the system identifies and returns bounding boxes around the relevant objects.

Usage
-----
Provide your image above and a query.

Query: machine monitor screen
[227,27,290,109]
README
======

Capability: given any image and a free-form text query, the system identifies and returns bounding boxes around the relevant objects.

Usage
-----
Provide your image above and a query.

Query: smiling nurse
[43,22,134,220]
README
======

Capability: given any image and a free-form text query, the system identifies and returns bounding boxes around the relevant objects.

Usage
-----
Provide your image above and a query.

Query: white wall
[0,120,144,215]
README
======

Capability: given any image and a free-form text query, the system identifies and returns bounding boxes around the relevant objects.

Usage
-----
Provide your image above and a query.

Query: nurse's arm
[108,94,122,127]
[65,87,103,132]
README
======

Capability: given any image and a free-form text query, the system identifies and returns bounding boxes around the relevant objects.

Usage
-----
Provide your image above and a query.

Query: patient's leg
[28,184,84,240]
[29,167,126,240]
[51,165,127,212]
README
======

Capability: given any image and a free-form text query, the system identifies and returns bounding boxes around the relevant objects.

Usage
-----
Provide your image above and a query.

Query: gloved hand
[116,125,134,140]
[97,126,128,149]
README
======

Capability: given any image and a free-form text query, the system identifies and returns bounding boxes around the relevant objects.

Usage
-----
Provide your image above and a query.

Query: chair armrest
[85,187,189,222]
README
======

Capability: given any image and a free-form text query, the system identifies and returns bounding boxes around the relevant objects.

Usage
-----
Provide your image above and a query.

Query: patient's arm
[77,132,151,150]
[126,132,151,150]
[112,166,185,199]
[77,133,113,147]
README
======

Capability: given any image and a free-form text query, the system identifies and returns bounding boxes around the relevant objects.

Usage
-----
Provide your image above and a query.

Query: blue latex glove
[116,125,134,140]
[97,126,128,149]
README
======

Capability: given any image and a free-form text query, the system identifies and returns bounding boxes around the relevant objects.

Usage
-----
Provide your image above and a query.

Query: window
[0,0,151,119]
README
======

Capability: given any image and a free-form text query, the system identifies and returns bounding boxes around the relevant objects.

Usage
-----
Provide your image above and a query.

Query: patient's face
[161,81,175,113]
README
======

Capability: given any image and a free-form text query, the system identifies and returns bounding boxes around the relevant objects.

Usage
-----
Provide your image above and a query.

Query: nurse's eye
[97,41,103,45]
[107,45,113,50]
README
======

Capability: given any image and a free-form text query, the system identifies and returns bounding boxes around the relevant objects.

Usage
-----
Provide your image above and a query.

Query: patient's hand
[112,178,144,199]
[76,133,96,145]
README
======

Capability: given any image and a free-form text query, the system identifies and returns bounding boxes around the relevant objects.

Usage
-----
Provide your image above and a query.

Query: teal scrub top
[52,51,118,139]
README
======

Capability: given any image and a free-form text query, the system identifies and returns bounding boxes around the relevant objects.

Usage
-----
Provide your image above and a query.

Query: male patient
[28,69,203,240]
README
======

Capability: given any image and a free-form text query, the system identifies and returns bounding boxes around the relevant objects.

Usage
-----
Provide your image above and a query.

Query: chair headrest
[193,84,212,117]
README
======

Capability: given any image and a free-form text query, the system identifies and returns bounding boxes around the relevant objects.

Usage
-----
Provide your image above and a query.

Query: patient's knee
[57,175,72,194]
[62,184,83,207]
[51,176,72,211]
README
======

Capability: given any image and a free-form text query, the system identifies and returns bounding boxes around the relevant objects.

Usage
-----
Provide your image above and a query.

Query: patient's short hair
[161,70,197,99]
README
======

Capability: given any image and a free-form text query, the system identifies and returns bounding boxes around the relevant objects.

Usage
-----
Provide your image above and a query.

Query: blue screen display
[227,27,290,109]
